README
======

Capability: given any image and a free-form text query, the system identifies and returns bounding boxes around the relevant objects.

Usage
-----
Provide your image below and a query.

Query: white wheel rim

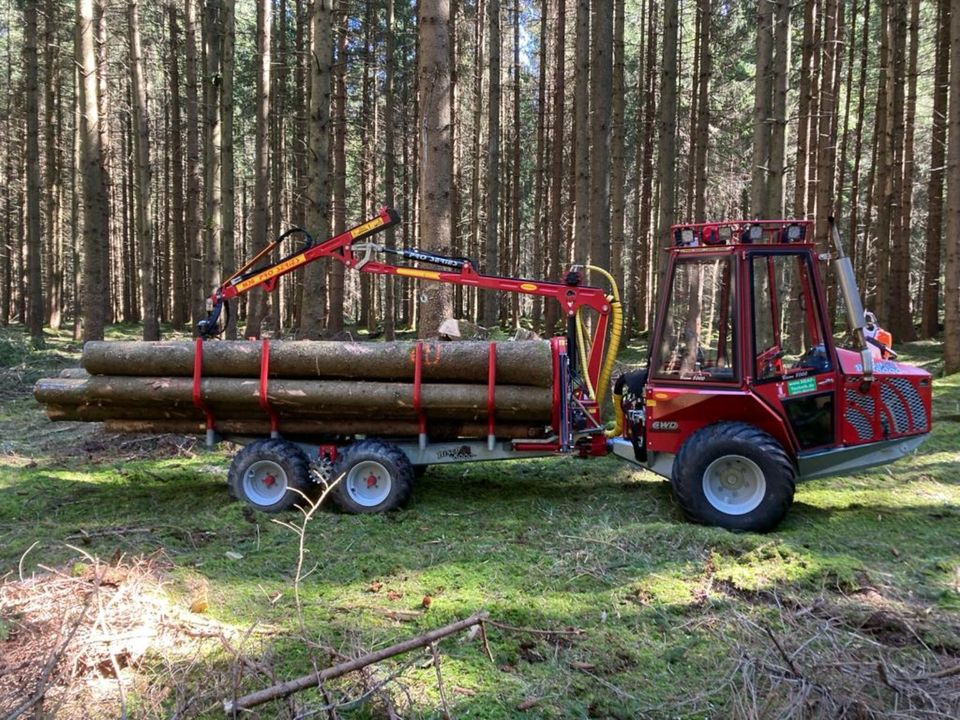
[702,455,766,516]
[346,460,392,507]
[243,459,288,507]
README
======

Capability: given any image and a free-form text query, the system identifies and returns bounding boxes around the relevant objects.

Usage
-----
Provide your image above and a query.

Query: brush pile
[33,340,555,439]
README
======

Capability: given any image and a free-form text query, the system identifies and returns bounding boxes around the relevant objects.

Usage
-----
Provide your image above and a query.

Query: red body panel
[836,349,932,445]
[645,386,795,455]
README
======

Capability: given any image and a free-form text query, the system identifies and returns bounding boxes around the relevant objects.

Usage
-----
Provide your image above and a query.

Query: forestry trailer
[36,209,932,532]
[192,209,932,532]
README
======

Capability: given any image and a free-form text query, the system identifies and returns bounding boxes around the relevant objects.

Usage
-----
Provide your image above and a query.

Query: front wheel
[671,422,795,532]
[331,439,414,514]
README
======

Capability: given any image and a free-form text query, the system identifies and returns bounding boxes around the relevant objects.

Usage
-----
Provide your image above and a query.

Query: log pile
[34,340,555,440]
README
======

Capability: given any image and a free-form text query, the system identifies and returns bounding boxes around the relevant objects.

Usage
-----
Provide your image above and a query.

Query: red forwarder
[193,209,930,532]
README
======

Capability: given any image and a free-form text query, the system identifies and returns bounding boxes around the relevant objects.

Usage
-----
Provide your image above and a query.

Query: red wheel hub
[263,474,276,487]
[366,474,378,488]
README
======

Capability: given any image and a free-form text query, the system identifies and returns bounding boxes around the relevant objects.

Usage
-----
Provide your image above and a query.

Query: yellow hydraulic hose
[572,265,624,434]
[575,307,597,400]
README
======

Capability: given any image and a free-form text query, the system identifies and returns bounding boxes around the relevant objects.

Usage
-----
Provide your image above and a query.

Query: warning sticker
[786,376,817,396]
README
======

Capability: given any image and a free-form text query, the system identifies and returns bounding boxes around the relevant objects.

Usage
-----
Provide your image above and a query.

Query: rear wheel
[228,439,314,513]
[331,439,414,514]
[671,422,795,532]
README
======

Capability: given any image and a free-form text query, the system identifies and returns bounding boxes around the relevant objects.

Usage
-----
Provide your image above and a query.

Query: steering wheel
[756,345,784,378]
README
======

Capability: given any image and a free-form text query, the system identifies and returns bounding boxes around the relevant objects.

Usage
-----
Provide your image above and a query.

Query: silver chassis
[224,431,927,484]
[794,434,929,480]
[225,435,557,465]
[607,434,930,483]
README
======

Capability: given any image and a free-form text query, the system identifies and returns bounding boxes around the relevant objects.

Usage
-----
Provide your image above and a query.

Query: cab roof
[669,219,814,249]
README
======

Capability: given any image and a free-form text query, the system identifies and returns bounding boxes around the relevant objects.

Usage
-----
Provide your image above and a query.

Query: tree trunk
[76,0,108,341]
[944,0,960,373]
[383,0,397,340]
[329,9,347,334]
[167,6,188,329]
[530,0,548,333]
[749,0,772,216]
[813,0,840,252]
[80,339,554,386]
[793,0,816,217]
[655,0,679,330]
[766,0,789,218]
[693,0,711,223]
[245,0,272,339]
[416,0,454,338]
[870,0,892,314]
[202,0,222,308]
[220,0,237,338]
[922,0,950,339]
[184,0,204,333]
[848,0,871,283]
[637,0,656,333]
[468,0,484,323]
[299,0,333,339]
[38,378,553,425]
[891,0,919,342]
[23,0,44,345]
[94,0,111,324]
[589,0,613,270]
[572,0,589,265]
[128,0,159,340]
[544,0,565,334]
[509,2,521,328]
[481,0,500,328]
[835,0,859,228]
[70,45,81,338]
[43,0,62,330]
[271,0,289,334]
[2,5,13,327]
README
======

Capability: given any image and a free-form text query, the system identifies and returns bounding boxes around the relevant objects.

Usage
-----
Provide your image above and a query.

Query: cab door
[747,251,839,451]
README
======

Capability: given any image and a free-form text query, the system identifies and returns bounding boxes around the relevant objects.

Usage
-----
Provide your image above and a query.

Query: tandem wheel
[228,439,316,513]
[331,439,414,514]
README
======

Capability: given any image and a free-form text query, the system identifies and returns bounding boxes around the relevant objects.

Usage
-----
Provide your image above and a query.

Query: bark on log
[35,377,553,422]
[99,419,544,439]
[81,340,553,387]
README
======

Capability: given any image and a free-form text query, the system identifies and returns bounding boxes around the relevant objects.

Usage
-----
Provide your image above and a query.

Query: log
[223,612,489,713]
[100,419,545,440]
[34,376,553,422]
[81,340,553,387]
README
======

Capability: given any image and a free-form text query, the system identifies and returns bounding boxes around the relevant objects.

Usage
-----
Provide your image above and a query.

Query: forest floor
[0,325,958,718]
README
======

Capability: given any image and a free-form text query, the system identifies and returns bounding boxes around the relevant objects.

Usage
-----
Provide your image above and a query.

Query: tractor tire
[331,439,414,514]
[228,439,314,513]
[671,422,795,533]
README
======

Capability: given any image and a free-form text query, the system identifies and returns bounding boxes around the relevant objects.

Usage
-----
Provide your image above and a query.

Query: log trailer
[193,208,931,532]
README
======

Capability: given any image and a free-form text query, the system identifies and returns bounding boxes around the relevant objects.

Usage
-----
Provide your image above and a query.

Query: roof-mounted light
[675,228,697,246]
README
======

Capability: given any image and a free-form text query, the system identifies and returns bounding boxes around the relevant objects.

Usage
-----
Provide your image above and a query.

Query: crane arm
[198,208,619,404]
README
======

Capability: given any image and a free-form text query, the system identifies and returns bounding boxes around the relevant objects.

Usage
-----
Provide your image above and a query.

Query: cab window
[655,256,736,382]
[751,253,832,381]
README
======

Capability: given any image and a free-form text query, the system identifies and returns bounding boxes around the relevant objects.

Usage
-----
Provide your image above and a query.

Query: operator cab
[611,219,932,532]
[650,221,837,449]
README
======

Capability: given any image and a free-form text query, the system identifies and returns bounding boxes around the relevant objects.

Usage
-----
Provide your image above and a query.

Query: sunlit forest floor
[0,325,958,718]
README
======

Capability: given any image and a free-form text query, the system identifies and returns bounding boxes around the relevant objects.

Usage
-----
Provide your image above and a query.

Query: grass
[0,324,958,718]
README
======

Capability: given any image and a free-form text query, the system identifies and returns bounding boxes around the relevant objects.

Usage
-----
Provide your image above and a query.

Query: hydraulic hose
[571,265,624,431]
[584,265,623,411]
[575,307,597,400]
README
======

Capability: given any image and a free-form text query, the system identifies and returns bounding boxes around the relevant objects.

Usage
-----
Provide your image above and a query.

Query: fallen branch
[223,612,489,714]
